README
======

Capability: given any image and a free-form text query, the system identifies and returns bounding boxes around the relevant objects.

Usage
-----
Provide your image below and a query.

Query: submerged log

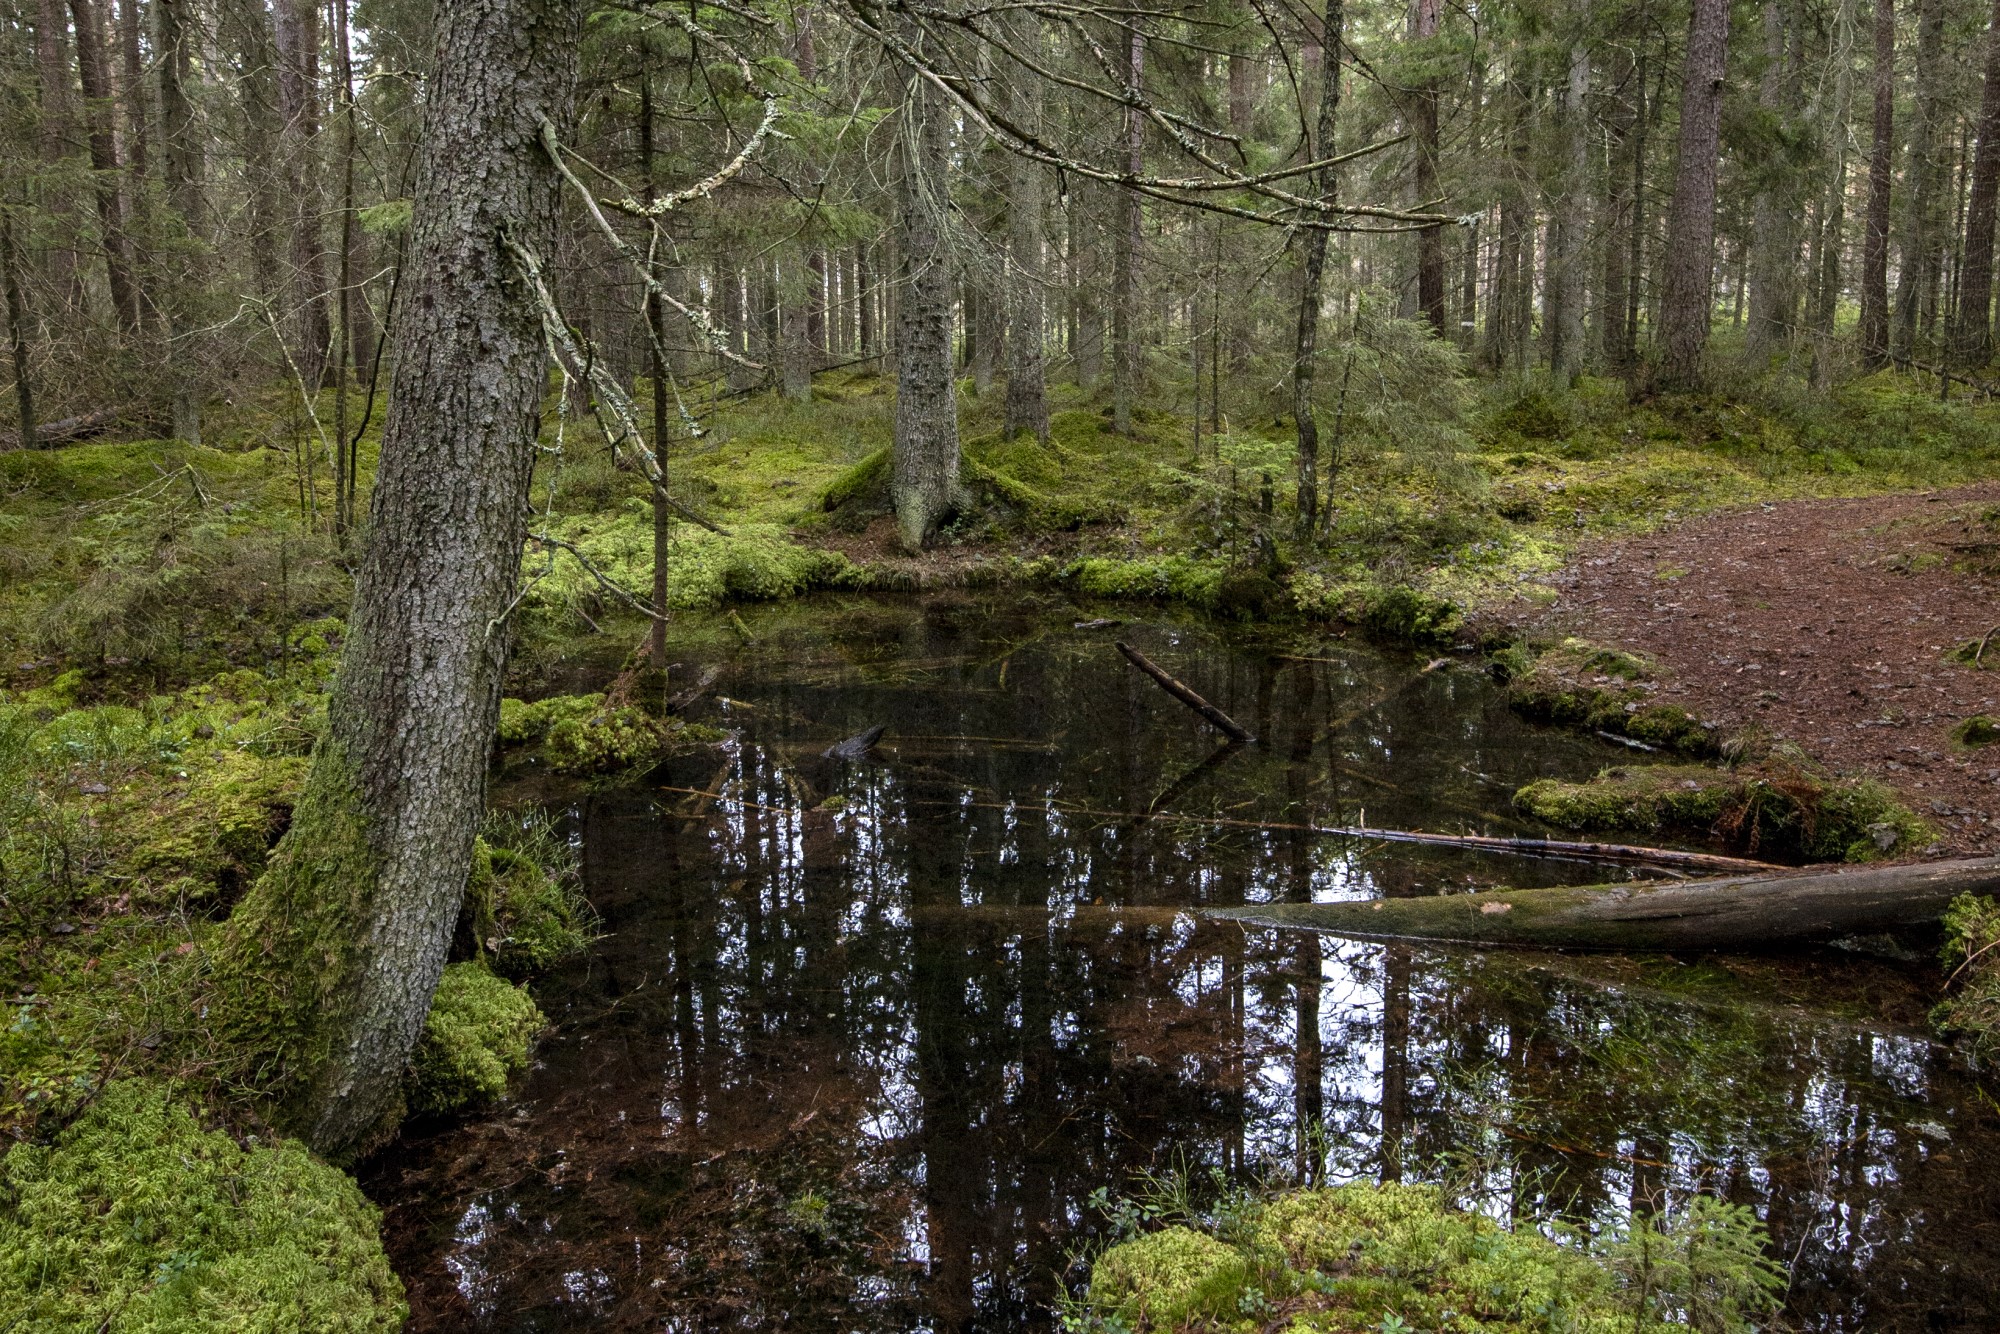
[1115,641,1254,742]
[1211,856,2000,952]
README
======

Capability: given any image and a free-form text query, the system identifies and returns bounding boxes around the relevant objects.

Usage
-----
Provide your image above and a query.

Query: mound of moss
[1498,638,1715,754]
[1085,1181,1785,1333]
[1951,714,1999,747]
[460,834,594,978]
[0,1080,406,1331]
[497,690,722,775]
[1514,762,1932,862]
[406,963,545,1115]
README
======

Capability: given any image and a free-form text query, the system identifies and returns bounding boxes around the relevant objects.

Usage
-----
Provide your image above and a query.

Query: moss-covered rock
[0,1080,406,1331]
[406,963,545,1115]
[1951,714,1999,747]
[1088,1226,1251,1330]
[1515,762,1932,862]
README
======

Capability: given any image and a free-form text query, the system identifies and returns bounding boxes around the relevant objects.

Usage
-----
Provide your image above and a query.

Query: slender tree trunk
[1656,0,1731,391]
[274,0,332,384]
[36,0,84,310]
[1893,0,1946,362]
[1809,0,1858,387]
[219,0,583,1161]
[857,244,875,355]
[1111,26,1143,434]
[1746,0,1802,366]
[1412,0,1445,335]
[116,0,147,175]
[1,208,36,449]
[70,0,141,333]
[1600,46,1635,370]
[332,0,360,524]
[640,72,671,664]
[1002,13,1048,443]
[779,258,812,401]
[1549,14,1590,384]
[1292,0,1342,536]
[1860,0,1895,368]
[889,34,963,549]
[158,0,205,444]
[1954,0,2000,366]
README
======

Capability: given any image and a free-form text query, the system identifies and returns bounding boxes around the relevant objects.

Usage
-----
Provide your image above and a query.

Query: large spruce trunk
[1656,0,1731,391]
[1859,0,1895,368]
[1002,13,1050,446]
[889,33,963,550]
[1954,0,2000,367]
[219,0,582,1160]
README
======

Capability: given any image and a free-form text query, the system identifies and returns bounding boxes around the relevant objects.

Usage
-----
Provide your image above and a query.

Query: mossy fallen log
[1210,856,2000,951]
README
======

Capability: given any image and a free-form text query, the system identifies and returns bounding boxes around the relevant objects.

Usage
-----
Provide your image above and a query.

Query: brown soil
[1542,483,2000,855]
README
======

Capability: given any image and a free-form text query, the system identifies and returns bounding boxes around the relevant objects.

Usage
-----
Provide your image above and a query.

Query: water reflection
[367,594,2000,1331]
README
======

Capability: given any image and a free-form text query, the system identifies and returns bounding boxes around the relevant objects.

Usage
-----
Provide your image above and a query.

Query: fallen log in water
[1116,641,1254,742]
[1210,856,2000,951]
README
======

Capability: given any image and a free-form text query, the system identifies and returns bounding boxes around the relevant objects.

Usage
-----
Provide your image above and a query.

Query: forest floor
[1538,482,2000,854]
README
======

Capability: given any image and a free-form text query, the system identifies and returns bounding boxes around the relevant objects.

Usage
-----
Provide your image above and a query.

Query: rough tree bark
[1892,0,1945,361]
[1292,2,1341,537]
[889,31,964,549]
[218,0,583,1161]
[1002,10,1048,443]
[158,0,206,445]
[1954,0,2000,367]
[1656,0,1731,391]
[1745,0,1802,366]
[68,0,141,333]
[1,208,35,449]
[1547,6,1590,385]
[1859,0,1895,368]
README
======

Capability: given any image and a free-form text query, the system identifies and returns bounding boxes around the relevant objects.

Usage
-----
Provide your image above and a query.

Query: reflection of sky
[379,599,1999,1332]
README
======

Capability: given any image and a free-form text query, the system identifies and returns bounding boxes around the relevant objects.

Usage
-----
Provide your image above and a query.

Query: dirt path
[1543,483,2000,855]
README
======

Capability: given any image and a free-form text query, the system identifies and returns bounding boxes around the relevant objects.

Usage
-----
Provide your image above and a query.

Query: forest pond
[365,593,2000,1332]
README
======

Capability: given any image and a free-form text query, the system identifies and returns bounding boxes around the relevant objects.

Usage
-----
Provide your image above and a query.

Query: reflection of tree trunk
[1379,945,1410,1182]
[911,840,977,1329]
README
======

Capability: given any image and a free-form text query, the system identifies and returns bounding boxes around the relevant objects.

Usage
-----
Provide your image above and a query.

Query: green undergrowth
[458,808,596,977]
[1072,1180,1782,1333]
[1514,760,1933,862]
[1935,894,2000,1064]
[0,1079,406,1331]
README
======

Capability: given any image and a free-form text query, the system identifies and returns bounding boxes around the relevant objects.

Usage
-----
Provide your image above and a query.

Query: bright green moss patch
[406,963,545,1115]
[1515,763,1932,862]
[1077,1181,1783,1333]
[0,1080,406,1331]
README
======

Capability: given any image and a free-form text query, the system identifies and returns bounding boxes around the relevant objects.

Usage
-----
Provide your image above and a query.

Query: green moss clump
[1936,894,2000,1063]
[1360,584,1462,645]
[1490,387,1573,442]
[406,963,544,1115]
[817,445,890,513]
[1515,763,1933,862]
[1951,714,1999,747]
[1088,1226,1251,1329]
[1064,554,1228,608]
[0,1080,406,1331]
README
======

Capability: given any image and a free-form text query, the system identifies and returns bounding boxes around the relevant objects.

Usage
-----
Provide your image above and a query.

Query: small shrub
[406,963,545,1115]
[0,1080,406,1331]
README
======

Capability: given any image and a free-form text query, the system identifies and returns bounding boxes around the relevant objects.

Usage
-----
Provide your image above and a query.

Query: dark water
[366,593,2000,1332]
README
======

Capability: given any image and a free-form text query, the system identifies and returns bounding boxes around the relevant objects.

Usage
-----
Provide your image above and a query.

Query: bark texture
[1859,0,1895,368]
[1213,857,2000,951]
[889,40,963,550]
[1001,11,1048,443]
[1656,0,1731,391]
[1954,0,2000,367]
[69,0,141,333]
[219,0,582,1160]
